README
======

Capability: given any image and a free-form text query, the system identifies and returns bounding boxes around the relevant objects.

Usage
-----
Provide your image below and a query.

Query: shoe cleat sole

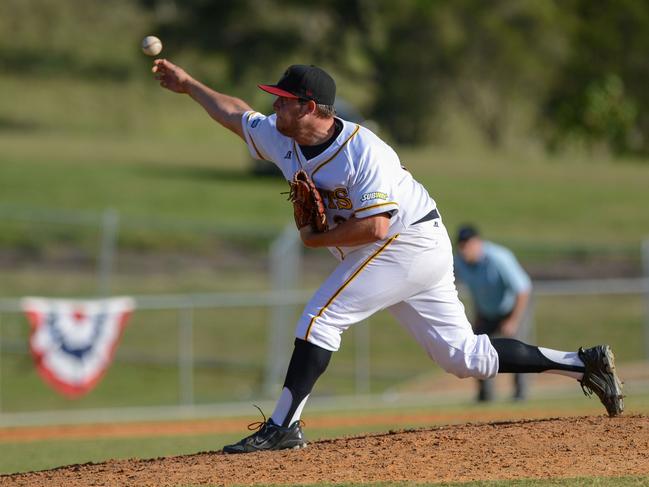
[602,346,625,415]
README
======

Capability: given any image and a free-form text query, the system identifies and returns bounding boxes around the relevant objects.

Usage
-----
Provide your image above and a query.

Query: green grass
[0,74,647,306]
[0,266,274,297]
[3,129,649,245]
[2,73,649,246]
[0,135,287,228]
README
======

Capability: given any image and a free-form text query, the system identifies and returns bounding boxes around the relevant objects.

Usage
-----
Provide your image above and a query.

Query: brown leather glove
[288,169,328,232]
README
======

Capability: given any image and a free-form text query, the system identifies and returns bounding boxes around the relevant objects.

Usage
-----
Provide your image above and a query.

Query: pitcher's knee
[438,354,491,379]
[437,336,499,379]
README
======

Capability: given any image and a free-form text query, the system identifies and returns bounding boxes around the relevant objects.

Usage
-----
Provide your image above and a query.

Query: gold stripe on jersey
[353,201,398,216]
[304,234,399,341]
[246,112,268,161]
[311,124,361,178]
[292,140,304,169]
[292,124,360,175]
[334,246,345,260]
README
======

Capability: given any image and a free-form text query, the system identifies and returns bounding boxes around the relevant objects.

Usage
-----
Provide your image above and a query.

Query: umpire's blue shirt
[454,241,531,319]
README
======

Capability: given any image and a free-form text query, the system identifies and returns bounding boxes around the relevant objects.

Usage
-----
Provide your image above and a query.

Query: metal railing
[0,205,648,426]
[0,276,647,426]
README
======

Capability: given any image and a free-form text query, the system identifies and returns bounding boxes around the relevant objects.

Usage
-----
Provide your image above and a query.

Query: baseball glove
[288,169,328,232]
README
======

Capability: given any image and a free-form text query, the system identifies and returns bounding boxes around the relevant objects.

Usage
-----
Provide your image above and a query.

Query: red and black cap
[258,64,336,105]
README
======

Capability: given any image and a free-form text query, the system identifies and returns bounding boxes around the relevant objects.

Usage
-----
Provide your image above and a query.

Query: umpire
[454,224,532,402]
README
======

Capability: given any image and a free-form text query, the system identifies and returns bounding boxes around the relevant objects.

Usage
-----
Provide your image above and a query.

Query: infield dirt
[2,415,648,486]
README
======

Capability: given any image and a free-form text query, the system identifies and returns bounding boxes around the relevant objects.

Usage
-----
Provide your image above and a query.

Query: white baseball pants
[295,219,499,379]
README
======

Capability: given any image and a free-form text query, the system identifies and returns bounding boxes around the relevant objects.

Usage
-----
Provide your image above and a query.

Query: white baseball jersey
[241,111,498,380]
[242,112,435,260]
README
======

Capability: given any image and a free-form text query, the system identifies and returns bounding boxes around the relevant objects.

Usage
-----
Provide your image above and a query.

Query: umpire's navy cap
[259,65,336,105]
[456,224,479,244]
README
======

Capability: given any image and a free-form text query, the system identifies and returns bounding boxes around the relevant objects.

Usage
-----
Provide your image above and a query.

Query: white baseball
[141,36,163,56]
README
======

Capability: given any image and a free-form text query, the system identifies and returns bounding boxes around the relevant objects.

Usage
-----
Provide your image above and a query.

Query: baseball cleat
[578,345,624,417]
[223,416,307,454]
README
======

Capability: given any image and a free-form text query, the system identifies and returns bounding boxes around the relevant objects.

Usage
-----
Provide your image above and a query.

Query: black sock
[491,338,584,374]
[280,338,332,427]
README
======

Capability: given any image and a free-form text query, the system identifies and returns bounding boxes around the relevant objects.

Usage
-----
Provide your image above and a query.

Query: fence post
[264,225,302,396]
[524,293,536,344]
[355,319,371,395]
[642,239,649,360]
[98,209,120,297]
[178,306,195,406]
[0,313,3,415]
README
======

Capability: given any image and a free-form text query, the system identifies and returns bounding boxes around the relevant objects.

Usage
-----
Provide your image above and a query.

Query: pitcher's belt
[412,208,440,225]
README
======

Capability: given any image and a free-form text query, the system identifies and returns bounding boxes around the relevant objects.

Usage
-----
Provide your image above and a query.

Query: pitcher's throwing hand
[152,59,191,93]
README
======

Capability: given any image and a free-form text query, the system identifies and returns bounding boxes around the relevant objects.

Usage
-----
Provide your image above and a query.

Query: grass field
[2,73,649,246]
[0,74,647,299]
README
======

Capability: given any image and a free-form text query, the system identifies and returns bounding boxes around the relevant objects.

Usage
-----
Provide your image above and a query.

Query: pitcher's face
[273,96,308,137]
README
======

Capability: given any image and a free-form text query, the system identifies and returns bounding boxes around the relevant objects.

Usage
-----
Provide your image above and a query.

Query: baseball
[141,36,163,56]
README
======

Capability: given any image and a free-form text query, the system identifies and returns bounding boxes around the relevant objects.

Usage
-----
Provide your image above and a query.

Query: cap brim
[258,84,299,98]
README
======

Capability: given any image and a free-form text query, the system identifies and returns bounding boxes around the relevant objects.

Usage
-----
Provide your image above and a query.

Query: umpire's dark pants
[474,312,528,401]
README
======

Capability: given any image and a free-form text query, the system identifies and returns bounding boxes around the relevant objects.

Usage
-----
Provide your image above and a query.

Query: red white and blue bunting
[22,297,134,398]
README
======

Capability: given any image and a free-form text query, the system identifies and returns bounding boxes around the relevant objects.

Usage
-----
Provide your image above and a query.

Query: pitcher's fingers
[152,64,165,74]
[152,59,166,72]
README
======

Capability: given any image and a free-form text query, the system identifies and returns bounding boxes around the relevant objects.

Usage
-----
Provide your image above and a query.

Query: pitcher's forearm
[185,78,252,139]
[300,215,391,248]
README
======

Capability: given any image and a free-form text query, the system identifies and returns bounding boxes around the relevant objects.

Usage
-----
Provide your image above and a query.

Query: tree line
[141,0,649,155]
[3,0,649,155]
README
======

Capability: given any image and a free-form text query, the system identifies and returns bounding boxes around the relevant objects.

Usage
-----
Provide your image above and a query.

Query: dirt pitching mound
[4,415,648,486]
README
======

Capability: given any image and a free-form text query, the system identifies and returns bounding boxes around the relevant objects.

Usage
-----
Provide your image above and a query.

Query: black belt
[413,208,440,225]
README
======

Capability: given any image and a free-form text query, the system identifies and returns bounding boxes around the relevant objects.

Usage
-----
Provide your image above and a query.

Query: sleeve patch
[360,191,389,202]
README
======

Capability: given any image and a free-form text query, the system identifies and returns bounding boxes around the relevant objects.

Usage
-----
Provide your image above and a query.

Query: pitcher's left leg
[388,291,499,380]
[491,338,623,416]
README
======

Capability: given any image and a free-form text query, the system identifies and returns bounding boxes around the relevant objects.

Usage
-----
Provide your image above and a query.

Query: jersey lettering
[334,188,353,210]
[322,189,337,209]
[321,187,352,211]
